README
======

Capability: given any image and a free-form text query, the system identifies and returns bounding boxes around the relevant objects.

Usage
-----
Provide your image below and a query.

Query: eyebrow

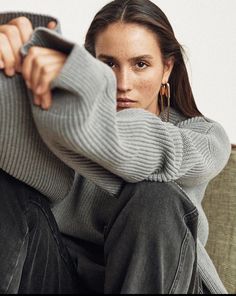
[97,54,154,62]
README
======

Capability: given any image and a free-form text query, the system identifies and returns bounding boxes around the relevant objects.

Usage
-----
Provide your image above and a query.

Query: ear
[162,57,174,84]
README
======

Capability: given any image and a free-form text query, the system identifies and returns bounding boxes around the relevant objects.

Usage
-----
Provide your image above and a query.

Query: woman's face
[95,22,173,114]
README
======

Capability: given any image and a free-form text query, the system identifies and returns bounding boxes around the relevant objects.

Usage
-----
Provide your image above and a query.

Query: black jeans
[64,181,201,294]
[105,181,200,294]
[0,169,203,294]
[0,169,80,294]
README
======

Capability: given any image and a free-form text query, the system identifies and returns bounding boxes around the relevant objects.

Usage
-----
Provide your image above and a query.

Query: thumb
[47,21,57,30]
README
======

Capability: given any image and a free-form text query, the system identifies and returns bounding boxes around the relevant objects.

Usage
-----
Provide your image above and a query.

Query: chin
[116,107,129,112]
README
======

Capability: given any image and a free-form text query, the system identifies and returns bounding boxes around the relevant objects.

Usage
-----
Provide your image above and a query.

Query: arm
[0,13,74,201]
[22,28,231,195]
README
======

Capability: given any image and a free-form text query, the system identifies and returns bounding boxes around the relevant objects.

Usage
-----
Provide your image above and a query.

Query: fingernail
[7,68,15,76]
[0,61,4,69]
[36,86,43,94]
[26,81,31,89]
[34,97,40,106]
[42,103,49,110]
[48,21,57,29]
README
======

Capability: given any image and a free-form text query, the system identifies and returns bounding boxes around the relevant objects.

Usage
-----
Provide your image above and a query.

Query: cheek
[137,74,162,99]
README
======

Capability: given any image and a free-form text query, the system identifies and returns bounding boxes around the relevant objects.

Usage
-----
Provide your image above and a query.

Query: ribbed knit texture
[0,12,74,201]
[0,13,231,293]
[21,28,231,294]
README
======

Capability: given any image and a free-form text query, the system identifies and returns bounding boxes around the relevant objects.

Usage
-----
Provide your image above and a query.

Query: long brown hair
[85,0,202,118]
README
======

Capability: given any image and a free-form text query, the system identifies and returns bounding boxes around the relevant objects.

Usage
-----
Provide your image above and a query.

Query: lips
[117,98,137,108]
[117,98,137,103]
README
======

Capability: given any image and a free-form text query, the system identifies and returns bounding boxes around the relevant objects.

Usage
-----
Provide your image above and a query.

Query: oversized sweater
[0,12,231,294]
[0,12,74,201]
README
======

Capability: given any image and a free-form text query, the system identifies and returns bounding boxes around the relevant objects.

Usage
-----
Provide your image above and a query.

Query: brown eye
[136,61,148,69]
[106,61,115,68]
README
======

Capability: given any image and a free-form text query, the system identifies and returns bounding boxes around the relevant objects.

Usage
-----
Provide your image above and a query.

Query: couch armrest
[203,146,236,294]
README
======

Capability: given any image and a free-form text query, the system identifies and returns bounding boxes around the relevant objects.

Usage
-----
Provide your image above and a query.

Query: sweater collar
[159,107,187,124]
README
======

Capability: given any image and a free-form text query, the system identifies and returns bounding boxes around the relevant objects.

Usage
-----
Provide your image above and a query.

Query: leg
[104,181,200,294]
[0,169,80,294]
[61,235,106,294]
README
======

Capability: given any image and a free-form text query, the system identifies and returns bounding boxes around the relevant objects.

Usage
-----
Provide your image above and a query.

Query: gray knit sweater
[0,12,74,201]
[0,12,231,294]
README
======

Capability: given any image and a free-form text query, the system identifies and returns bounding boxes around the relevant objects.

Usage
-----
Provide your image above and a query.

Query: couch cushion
[203,146,236,294]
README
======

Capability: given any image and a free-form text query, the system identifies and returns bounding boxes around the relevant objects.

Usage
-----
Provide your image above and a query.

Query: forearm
[0,12,74,201]
[22,28,231,194]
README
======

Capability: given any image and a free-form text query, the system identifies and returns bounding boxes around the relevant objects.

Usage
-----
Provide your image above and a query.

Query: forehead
[95,22,161,58]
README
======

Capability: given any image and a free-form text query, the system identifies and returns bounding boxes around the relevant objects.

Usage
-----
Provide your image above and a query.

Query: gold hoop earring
[160,83,171,122]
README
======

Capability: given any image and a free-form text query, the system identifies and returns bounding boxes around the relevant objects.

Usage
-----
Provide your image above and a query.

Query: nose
[116,68,132,93]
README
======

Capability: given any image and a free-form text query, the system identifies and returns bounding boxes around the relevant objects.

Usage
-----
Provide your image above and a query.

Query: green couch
[203,145,236,294]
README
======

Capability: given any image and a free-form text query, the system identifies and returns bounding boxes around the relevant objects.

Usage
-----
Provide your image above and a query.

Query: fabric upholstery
[203,146,236,294]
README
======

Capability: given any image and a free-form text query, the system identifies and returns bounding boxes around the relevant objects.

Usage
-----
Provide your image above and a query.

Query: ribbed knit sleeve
[0,13,74,201]
[22,28,231,196]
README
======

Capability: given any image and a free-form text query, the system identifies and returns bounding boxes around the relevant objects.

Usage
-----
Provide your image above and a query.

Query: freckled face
[95,22,173,114]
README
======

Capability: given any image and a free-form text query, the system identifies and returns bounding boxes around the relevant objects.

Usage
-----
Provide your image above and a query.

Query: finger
[0,60,4,69]
[0,33,16,76]
[0,25,23,72]
[31,57,43,91]
[23,47,66,91]
[33,95,41,106]
[0,52,4,69]
[31,55,65,93]
[22,47,52,88]
[47,21,57,30]
[8,17,33,44]
[40,91,52,110]
[22,53,34,88]
[35,60,65,95]
[28,46,64,55]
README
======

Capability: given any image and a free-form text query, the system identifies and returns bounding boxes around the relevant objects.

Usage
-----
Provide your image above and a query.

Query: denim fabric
[104,181,199,294]
[63,181,202,294]
[0,168,205,294]
[0,169,80,294]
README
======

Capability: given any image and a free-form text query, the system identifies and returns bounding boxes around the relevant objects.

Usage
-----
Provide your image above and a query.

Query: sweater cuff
[0,11,61,32]
[21,28,116,106]
[52,44,114,102]
[21,27,74,57]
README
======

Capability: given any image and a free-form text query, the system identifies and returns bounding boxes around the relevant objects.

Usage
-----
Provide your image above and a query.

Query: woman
[0,0,231,294]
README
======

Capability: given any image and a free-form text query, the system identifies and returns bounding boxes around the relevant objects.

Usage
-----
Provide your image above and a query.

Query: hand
[0,16,56,76]
[22,47,67,110]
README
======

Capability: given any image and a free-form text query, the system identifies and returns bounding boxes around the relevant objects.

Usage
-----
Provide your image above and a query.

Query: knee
[124,181,194,213]
[118,181,198,231]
